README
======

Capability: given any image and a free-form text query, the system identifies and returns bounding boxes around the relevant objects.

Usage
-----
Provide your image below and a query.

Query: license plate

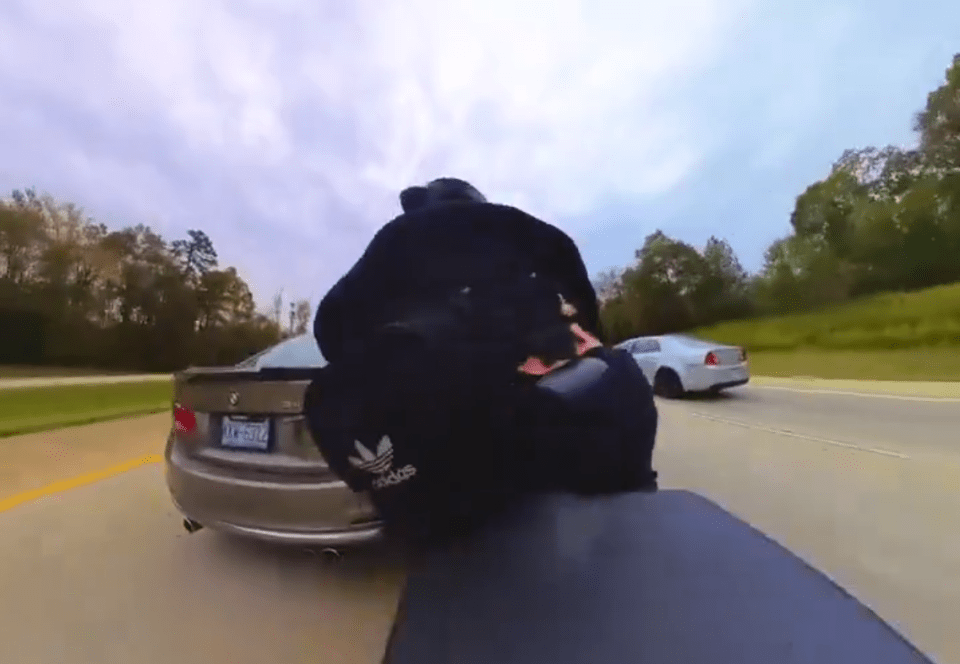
[221,417,271,451]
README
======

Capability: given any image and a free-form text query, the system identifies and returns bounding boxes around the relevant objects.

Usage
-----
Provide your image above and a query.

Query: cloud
[354,0,740,215]
[578,0,960,278]
[0,0,753,306]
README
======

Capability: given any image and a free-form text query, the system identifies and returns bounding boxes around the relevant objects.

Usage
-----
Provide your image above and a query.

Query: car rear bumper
[710,377,749,391]
[165,438,384,546]
[172,499,384,546]
[682,364,750,392]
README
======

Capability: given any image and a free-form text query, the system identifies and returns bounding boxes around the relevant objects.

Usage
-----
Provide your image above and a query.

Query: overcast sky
[1,0,958,310]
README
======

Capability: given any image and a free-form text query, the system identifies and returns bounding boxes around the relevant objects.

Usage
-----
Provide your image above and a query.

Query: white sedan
[615,334,749,398]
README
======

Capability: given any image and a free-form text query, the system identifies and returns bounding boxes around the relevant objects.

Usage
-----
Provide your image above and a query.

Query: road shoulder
[752,375,960,399]
[0,413,171,504]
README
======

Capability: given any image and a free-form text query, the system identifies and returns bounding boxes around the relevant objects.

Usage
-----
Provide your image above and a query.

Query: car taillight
[173,403,197,434]
[704,351,719,366]
[739,348,748,363]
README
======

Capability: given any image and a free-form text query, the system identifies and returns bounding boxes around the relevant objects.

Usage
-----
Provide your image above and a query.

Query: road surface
[1,382,958,664]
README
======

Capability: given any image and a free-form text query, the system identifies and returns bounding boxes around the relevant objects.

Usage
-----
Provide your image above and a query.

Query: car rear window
[634,339,661,353]
[617,338,661,353]
[236,334,327,369]
[672,334,722,349]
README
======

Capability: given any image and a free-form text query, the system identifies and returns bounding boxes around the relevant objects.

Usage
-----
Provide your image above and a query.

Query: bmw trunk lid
[171,333,332,477]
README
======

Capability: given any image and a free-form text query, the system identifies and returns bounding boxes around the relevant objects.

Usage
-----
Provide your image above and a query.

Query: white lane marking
[750,384,960,403]
[690,411,911,460]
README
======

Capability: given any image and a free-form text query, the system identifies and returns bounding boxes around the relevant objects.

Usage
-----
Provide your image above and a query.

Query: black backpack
[303,282,544,546]
[303,279,659,547]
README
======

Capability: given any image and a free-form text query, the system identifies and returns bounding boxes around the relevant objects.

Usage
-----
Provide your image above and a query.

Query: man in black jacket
[314,177,604,365]
[306,178,657,546]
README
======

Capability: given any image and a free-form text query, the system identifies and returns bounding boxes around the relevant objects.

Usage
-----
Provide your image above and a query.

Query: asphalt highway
[1,381,958,664]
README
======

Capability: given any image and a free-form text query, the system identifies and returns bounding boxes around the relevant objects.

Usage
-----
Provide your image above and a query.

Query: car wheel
[653,369,684,399]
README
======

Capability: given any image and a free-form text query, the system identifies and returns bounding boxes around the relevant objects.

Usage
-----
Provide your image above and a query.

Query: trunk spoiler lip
[175,366,326,384]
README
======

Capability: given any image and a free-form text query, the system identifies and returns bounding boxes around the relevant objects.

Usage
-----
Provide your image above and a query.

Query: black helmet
[399,177,488,213]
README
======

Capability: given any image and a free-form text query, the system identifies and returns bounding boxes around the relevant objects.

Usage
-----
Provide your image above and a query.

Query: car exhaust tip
[183,518,204,534]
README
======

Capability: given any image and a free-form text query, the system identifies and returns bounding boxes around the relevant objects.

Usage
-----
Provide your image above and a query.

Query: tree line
[4,53,958,369]
[0,189,314,372]
[597,53,960,343]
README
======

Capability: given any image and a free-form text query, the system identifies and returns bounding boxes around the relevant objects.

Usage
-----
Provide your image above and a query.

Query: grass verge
[0,365,136,379]
[0,381,173,438]
[689,282,960,381]
[747,347,960,381]
[694,282,960,351]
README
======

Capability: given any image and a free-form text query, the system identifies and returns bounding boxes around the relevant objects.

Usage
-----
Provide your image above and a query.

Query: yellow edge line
[0,454,164,514]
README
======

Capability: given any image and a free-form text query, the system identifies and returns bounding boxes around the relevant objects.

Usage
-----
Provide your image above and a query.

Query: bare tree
[271,290,284,327]
[293,299,312,335]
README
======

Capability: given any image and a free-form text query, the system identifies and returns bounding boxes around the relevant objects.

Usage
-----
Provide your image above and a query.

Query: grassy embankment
[693,282,960,381]
[5,282,960,437]
[0,365,138,379]
[0,381,173,438]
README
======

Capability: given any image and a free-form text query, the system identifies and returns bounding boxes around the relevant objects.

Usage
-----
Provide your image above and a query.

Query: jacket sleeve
[314,220,401,364]
[518,212,604,342]
[546,230,604,341]
[314,275,351,365]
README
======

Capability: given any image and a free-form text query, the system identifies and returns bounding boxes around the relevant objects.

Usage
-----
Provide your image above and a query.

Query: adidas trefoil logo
[348,436,417,489]
[348,435,394,473]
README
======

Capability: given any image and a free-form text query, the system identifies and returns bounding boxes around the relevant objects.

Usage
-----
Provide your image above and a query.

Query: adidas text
[372,465,418,489]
